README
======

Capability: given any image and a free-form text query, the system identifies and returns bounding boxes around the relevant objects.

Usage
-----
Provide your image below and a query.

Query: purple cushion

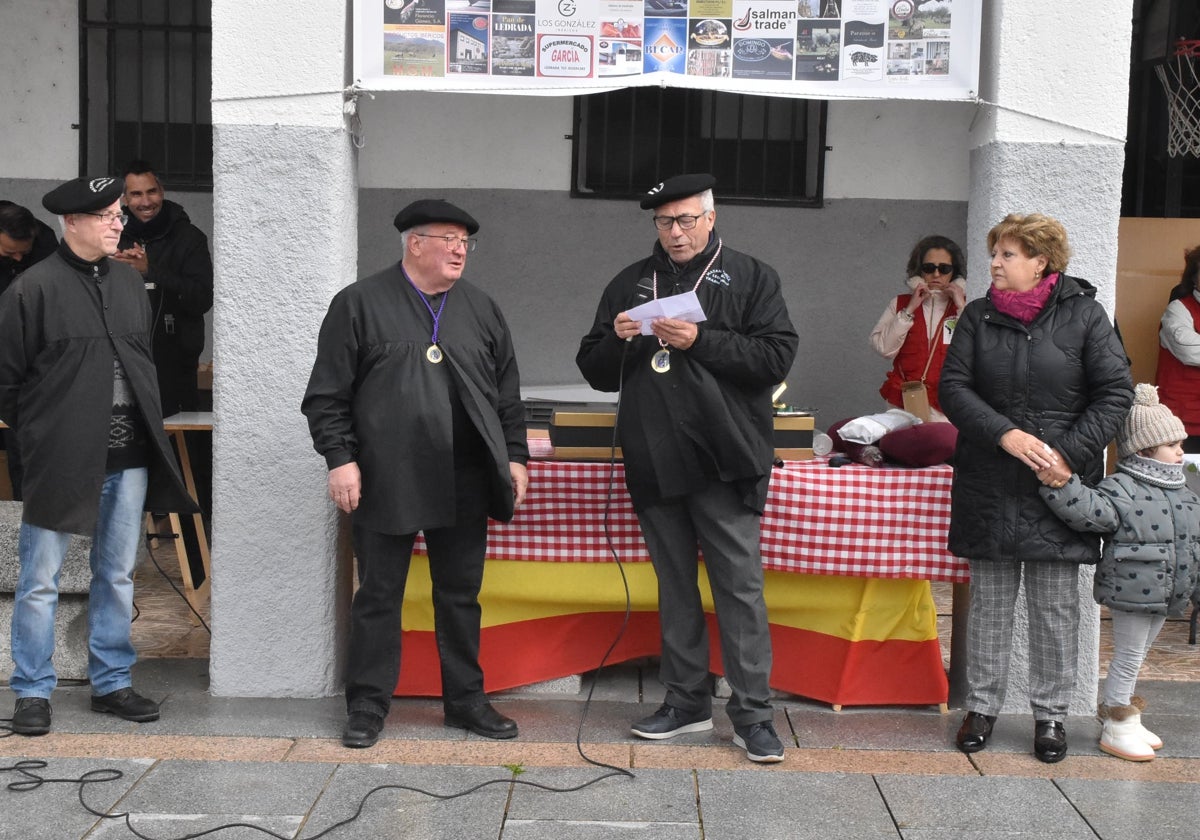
[878,423,958,467]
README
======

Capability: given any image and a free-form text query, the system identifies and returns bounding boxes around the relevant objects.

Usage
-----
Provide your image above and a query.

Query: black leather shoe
[955,711,996,753]
[91,687,160,722]
[1034,720,1067,763]
[445,703,518,739]
[12,697,52,736]
[342,711,384,748]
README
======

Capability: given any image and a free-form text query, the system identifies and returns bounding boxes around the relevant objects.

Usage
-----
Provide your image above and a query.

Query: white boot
[1099,705,1156,761]
[1130,696,1163,750]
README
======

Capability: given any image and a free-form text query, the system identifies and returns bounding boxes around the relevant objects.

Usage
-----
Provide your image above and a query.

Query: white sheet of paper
[627,291,707,335]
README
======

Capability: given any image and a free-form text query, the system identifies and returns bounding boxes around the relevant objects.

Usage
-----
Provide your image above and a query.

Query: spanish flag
[394,556,948,707]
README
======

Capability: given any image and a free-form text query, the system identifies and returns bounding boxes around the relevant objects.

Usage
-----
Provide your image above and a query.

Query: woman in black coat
[938,213,1133,763]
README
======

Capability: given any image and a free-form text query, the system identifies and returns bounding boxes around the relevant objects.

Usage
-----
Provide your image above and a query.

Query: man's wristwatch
[897,309,914,322]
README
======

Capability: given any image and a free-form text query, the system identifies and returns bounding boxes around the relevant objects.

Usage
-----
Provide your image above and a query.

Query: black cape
[302,264,528,535]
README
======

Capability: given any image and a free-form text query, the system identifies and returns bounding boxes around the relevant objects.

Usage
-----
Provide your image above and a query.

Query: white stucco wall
[209,0,356,697]
[965,0,1133,716]
[0,0,77,180]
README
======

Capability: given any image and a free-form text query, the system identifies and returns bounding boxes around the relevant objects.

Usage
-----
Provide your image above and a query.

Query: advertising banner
[356,0,980,100]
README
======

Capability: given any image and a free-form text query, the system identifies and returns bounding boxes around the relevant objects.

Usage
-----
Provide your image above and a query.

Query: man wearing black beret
[303,198,528,748]
[577,174,798,762]
[0,176,196,736]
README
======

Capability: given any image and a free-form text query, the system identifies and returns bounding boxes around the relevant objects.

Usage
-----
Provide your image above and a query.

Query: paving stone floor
[0,546,1195,839]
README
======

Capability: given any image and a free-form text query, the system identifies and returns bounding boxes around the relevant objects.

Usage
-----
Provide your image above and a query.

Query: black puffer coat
[938,274,1133,564]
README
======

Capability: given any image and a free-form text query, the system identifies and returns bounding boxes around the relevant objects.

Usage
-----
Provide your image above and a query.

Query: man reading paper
[576,173,798,763]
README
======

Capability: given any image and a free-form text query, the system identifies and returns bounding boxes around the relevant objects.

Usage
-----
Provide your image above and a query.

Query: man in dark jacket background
[114,161,214,521]
[0,200,58,500]
[576,174,799,763]
[114,160,214,417]
[0,176,196,737]
[0,200,58,297]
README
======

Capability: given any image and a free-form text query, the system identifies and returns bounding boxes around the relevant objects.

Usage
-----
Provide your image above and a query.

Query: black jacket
[576,234,798,512]
[938,274,1133,563]
[119,200,213,414]
[302,265,528,535]
[0,248,196,533]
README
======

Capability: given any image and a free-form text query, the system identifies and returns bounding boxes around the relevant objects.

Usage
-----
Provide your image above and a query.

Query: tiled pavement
[1,554,1197,839]
[2,658,1198,840]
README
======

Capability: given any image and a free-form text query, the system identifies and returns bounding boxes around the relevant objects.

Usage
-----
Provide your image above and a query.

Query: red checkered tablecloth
[763,458,967,582]
[418,458,968,583]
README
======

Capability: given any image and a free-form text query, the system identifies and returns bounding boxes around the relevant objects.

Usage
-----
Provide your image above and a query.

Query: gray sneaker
[631,703,713,740]
[733,720,785,763]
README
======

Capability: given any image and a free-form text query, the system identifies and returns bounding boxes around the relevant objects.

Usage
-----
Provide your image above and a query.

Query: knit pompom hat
[1118,383,1187,458]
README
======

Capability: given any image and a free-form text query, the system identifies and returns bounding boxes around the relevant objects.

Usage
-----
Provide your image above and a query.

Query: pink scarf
[990,272,1059,324]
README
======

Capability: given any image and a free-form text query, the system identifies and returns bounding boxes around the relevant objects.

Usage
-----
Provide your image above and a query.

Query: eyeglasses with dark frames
[920,262,954,276]
[414,233,477,252]
[652,213,707,231]
[81,211,128,226]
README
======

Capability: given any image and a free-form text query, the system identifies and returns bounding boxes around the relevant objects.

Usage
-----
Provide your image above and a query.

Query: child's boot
[1099,704,1156,761]
[1130,696,1163,749]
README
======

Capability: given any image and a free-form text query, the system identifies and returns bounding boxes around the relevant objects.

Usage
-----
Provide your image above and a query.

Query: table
[149,412,213,621]
[399,457,968,708]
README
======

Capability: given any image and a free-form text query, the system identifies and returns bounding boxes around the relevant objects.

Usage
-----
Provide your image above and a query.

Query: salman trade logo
[646,32,683,66]
[733,7,797,33]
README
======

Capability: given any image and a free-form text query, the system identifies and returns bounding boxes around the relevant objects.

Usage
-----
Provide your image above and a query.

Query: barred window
[571,88,826,207]
[80,0,213,189]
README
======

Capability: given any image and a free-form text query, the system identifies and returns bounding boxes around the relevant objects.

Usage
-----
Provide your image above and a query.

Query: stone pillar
[963,0,1133,715]
[208,0,356,696]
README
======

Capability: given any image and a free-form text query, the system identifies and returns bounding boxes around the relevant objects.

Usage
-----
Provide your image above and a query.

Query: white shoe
[1099,707,1156,762]
[1129,696,1163,749]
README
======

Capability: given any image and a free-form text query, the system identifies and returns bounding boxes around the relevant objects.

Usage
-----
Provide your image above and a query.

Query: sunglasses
[921,262,954,276]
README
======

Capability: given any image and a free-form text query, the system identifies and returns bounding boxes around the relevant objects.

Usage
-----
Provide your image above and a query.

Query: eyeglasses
[652,213,707,231]
[921,262,954,276]
[414,233,477,252]
[82,211,128,226]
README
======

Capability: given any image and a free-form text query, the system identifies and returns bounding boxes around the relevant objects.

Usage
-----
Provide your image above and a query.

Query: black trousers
[346,466,490,718]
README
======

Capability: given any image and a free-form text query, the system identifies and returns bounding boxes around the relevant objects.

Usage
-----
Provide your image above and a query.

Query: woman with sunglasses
[938,213,1133,763]
[869,234,967,421]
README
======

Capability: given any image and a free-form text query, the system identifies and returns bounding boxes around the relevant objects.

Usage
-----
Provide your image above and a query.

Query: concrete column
[208,1,356,696]
[963,0,1133,715]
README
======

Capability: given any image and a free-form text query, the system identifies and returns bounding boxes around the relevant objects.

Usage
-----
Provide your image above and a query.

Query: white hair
[399,226,430,253]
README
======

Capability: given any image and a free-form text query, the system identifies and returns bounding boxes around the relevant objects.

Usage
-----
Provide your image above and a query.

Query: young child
[1040,383,1200,761]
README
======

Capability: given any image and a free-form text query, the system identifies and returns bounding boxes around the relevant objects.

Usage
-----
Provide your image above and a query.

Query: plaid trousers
[964,559,1080,722]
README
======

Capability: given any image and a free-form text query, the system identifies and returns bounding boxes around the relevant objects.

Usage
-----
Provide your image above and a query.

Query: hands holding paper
[614,290,707,349]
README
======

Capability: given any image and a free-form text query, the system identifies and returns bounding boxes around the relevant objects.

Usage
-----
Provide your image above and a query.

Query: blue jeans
[10,467,148,698]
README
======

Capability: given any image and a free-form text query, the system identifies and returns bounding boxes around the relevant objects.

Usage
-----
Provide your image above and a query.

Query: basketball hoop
[1154,39,1200,158]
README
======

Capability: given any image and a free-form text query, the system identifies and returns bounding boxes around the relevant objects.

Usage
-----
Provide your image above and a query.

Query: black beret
[393,199,479,236]
[639,173,717,210]
[42,176,125,215]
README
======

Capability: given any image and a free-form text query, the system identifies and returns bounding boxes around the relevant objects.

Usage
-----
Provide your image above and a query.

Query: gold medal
[426,344,443,364]
[651,349,671,373]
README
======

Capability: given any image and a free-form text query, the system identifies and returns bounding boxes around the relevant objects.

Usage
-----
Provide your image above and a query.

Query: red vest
[1156,293,1200,436]
[880,294,959,412]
